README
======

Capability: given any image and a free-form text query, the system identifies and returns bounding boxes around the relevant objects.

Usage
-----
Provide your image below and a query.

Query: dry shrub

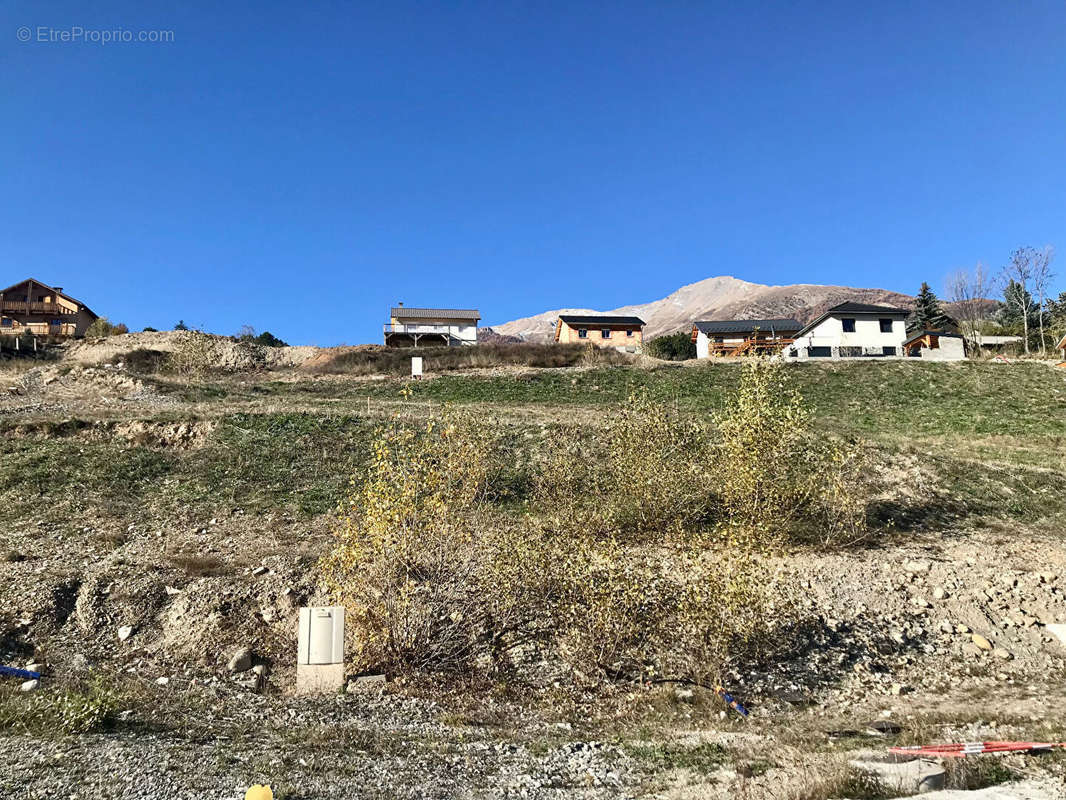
[166,330,221,377]
[323,403,795,685]
[713,359,868,548]
[322,407,496,671]
[557,540,792,685]
[534,391,713,538]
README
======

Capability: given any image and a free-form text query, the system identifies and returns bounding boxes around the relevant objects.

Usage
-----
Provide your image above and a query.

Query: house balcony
[384,323,469,336]
[383,323,477,348]
[0,299,77,315]
[706,337,795,355]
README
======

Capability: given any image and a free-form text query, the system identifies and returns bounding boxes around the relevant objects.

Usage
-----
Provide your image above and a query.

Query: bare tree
[1031,245,1055,356]
[945,261,993,356]
[1001,247,1038,355]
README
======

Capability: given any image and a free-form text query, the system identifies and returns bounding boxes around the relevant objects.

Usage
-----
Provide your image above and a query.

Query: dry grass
[306,342,631,375]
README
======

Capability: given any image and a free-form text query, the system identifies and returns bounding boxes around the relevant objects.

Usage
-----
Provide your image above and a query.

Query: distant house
[1056,333,1066,361]
[974,333,1023,352]
[554,315,644,351]
[691,319,802,358]
[901,330,966,361]
[0,279,98,337]
[785,302,909,359]
[384,305,480,347]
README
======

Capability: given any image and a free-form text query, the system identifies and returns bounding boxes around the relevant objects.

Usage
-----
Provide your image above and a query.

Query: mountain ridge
[488,276,915,342]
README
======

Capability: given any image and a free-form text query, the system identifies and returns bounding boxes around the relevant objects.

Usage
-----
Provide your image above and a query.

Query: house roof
[902,330,964,346]
[558,315,645,326]
[0,278,98,319]
[693,318,802,335]
[827,301,911,315]
[1056,333,1066,349]
[975,334,1023,346]
[390,307,480,321]
[793,301,910,338]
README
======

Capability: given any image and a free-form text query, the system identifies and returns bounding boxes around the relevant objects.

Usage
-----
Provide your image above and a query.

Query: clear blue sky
[3,1,1064,345]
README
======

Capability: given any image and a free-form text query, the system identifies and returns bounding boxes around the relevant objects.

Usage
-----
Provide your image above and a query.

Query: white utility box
[411,356,423,379]
[296,606,345,694]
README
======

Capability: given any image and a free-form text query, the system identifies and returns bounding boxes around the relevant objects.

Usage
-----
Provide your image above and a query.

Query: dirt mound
[60,330,321,370]
[16,364,162,403]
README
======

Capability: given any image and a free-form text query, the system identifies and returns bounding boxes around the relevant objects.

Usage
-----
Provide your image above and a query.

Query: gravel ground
[0,691,641,800]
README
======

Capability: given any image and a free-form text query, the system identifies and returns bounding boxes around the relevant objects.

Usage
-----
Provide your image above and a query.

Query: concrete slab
[295,662,345,695]
[898,778,1066,800]
[850,757,946,794]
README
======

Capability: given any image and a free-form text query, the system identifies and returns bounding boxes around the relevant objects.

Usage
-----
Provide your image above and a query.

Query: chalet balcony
[0,299,77,315]
[705,336,795,355]
[384,323,468,336]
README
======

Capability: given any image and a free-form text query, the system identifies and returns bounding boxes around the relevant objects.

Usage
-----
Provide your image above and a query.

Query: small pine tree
[910,282,953,332]
[174,320,189,331]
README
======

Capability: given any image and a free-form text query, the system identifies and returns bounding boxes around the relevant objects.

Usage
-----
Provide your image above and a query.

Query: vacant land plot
[2,346,1066,798]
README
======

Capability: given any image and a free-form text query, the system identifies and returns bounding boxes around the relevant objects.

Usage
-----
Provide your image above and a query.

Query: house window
[577,329,587,339]
[808,346,832,357]
[882,346,897,356]
[841,318,856,333]
[626,329,634,337]
[879,319,893,333]
[601,329,611,339]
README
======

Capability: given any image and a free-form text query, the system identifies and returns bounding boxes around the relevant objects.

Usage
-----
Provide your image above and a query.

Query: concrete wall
[915,336,966,361]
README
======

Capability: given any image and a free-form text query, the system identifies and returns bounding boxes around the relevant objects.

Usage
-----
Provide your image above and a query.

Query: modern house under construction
[691,318,802,358]
[383,305,480,347]
[0,279,98,338]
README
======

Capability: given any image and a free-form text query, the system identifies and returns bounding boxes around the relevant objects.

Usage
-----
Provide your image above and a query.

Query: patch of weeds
[0,678,118,736]
[824,768,893,799]
[944,756,1018,789]
[738,759,775,777]
[175,413,374,516]
[787,765,893,800]
[624,741,729,775]
[167,553,233,577]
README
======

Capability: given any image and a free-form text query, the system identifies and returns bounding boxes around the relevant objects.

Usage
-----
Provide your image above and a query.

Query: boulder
[227,647,254,673]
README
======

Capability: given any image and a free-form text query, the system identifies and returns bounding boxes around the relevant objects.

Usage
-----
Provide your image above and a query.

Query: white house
[785,302,910,360]
[383,305,480,347]
[691,318,802,358]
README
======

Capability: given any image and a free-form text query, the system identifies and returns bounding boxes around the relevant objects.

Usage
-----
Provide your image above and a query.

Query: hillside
[489,275,915,341]
[2,351,1066,798]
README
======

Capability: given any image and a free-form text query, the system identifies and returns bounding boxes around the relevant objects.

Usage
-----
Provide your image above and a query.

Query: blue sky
[2,1,1064,345]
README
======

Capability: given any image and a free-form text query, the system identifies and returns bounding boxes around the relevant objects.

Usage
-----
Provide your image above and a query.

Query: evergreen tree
[909,282,953,331]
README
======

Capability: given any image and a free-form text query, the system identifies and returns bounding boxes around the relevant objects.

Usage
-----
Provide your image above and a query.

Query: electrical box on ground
[298,606,344,665]
[411,356,423,378]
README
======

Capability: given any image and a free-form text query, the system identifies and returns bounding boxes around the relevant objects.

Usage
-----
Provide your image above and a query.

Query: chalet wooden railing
[706,337,795,355]
[0,299,77,315]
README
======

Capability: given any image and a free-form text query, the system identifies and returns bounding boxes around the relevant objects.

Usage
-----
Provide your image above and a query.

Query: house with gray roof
[384,304,480,347]
[784,302,910,359]
[690,318,802,358]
